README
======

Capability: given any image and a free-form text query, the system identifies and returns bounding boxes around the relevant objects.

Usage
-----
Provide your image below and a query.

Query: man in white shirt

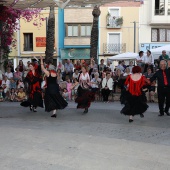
[72,69,80,80]
[2,76,10,95]
[143,50,154,73]
[5,67,13,80]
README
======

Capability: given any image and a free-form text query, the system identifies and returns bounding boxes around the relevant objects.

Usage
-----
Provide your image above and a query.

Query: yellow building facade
[9,8,58,68]
[99,2,140,61]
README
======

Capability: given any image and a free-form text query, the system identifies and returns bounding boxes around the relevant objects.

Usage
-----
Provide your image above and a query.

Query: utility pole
[131,21,138,53]
[133,21,136,53]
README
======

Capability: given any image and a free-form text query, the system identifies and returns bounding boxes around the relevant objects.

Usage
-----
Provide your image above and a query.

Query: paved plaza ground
[0,101,170,170]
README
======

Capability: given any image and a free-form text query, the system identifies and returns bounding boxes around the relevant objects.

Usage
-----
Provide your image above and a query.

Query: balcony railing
[103,43,126,54]
[106,15,123,28]
[155,9,165,15]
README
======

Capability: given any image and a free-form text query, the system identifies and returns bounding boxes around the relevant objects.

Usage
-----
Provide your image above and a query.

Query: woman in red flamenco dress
[21,63,43,112]
[120,66,149,122]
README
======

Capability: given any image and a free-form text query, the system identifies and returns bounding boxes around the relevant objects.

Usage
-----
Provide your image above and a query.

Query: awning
[60,48,90,59]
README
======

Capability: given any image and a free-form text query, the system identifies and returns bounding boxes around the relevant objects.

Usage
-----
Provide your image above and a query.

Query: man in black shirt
[150,60,170,116]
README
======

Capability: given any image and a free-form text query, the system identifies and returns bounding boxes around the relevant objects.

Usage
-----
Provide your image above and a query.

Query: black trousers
[102,89,111,101]
[157,86,170,114]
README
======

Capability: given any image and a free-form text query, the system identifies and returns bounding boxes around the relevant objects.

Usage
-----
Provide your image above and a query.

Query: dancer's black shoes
[82,108,88,115]
[51,114,57,118]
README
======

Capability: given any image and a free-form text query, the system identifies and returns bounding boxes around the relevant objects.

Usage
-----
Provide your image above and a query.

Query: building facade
[99,1,141,61]
[9,8,58,68]
[139,0,170,53]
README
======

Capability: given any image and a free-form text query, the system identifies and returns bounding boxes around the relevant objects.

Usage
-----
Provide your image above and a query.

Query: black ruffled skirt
[120,91,148,116]
[21,92,43,108]
[44,92,68,112]
[75,86,95,109]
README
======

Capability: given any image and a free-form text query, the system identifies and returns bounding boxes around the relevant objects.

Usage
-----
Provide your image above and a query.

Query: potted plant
[116,17,123,26]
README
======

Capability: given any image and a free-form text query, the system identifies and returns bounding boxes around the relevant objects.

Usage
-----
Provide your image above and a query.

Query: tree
[45,6,55,64]
[90,5,101,64]
[0,6,44,71]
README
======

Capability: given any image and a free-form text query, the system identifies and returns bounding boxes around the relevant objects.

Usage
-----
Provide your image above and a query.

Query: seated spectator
[0,69,3,86]
[63,59,73,81]
[70,78,79,100]
[15,87,26,102]
[2,76,10,97]
[128,61,134,73]
[74,60,82,71]
[5,67,13,80]
[13,67,22,81]
[117,61,125,73]
[16,79,24,89]
[91,72,101,93]
[57,61,64,73]
[98,59,106,77]
[123,67,131,77]
[112,69,123,93]
[10,78,16,89]
[107,60,114,72]
[143,68,156,102]
[6,61,14,73]
[66,78,72,100]
[9,88,16,102]
[101,73,113,103]
[56,69,63,83]
[89,58,98,76]
[0,87,4,102]
[17,60,26,73]
[62,88,69,101]
[72,69,80,80]
[23,61,30,78]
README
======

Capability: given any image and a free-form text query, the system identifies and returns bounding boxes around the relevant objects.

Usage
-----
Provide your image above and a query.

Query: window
[24,33,33,51]
[68,25,78,37]
[81,25,91,36]
[155,0,165,15]
[168,0,170,15]
[151,28,170,42]
[66,24,92,37]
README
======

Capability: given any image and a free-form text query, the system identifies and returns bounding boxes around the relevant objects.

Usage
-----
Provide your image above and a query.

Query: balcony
[103,43,126,54]
[155,9,165,15]
[150,8,170,25]
[106,15,123,29]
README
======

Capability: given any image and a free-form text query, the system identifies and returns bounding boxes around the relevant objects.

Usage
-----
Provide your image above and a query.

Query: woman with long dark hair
[75,66,94,114]
[40,56,67,118]
[21,63,43,112]
[120,66,149,122]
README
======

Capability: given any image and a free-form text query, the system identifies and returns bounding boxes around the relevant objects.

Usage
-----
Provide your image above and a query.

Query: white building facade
[139,0,170,52]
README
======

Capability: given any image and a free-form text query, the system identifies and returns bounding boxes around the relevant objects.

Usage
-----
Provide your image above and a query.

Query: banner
[36,37,46,47]
[60,48,90,59]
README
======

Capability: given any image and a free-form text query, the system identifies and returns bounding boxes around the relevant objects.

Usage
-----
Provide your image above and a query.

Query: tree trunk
[45,6,55,64]
[90,6,101,64]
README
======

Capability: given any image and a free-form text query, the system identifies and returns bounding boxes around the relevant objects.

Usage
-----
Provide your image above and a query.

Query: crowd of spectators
[0,50,169,103]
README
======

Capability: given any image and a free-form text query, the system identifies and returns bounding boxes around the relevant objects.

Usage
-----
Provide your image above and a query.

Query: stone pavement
[0,101,170,170]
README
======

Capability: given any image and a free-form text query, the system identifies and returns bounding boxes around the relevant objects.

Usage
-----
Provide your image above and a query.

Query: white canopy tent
[150,44,170,53]
[108,52,138,61]
[150,44,170,59]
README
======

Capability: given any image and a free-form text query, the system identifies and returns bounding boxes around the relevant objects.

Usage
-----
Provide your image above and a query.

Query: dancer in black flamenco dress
[21,62,43,112]
[120,66,149,122]
[40,56,67,118]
